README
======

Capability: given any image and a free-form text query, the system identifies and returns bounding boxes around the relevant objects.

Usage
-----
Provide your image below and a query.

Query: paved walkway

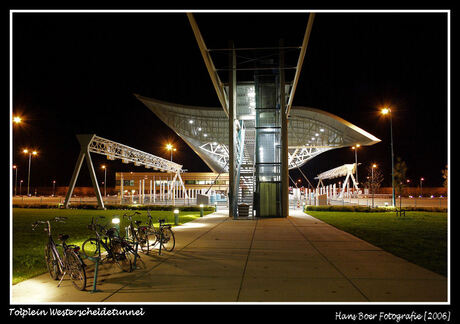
[11,209,447,303]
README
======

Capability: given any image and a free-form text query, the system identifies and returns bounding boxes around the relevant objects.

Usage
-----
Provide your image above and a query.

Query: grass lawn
[306,210,448,277]
[12,208,213,285]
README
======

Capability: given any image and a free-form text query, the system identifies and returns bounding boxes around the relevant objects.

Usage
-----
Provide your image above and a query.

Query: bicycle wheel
[82,238,105,261]
[65,251,87,291]
[111,240,132,272]
[45,245,60,280]
[160,227,175,252]
[138,228,155,254]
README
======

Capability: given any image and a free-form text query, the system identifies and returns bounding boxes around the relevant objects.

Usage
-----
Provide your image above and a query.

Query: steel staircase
[236,121,256,218]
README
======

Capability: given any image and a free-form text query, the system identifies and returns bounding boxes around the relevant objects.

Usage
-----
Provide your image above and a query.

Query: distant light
[189,120,194,124]
[197,127,202,131]
[372,164,377,168]
[199,204,204,208]
[112,217,120,224]
[320,128,324,132]
[381,108,390,115]
[173,209,179,214]
[311,137,315,140]
[203,134,207,137]
[13,116,22,124]
[315,133,319,136]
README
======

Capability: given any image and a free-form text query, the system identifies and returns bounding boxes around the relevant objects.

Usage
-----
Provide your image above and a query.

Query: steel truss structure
[64,134,187,209]
[315,163,359,198]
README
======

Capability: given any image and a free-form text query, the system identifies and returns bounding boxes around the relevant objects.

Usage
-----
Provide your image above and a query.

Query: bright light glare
[112,218,120,224]
[381,108,390,115]
[13,116,22,124]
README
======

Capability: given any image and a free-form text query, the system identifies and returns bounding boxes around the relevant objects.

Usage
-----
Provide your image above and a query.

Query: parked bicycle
[31,217,87,291]
[132,209,175,255]
[81,216,133,272]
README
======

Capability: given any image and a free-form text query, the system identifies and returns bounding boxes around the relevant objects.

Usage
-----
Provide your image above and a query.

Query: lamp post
[173,209,179,225]
[52,180,56,197]
[19,180,23,196]
[13,165,18,196]
[352,144,360,186]
[420,177,424,197]
[23,149,37,196]
[101,165,107,197]
[166,144,176,162]
[371,164,377,208]
[381,108,395,207]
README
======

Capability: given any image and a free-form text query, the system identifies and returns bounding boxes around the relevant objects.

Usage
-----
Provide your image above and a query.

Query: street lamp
[166,144,176,162]
[52,180,56,197]
[420,177,424,197]
[13,116,22,124]
[23,149,38,196]
[13,165,18,196]
[371,163,377,208]
[101,165,107,197]
[19,180,23,196]
[381,107,395,207]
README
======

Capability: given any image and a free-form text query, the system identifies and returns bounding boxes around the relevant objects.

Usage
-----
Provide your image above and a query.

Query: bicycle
[81,216,133,272]
[135,209,175,255]
[31,217,87,291]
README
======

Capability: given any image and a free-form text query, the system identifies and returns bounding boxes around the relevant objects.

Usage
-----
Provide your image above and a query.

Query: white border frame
[9,8,451,306]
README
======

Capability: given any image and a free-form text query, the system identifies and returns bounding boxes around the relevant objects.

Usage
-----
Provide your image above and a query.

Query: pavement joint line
[287,213,371,302]
[99,214,229,302]
[235,217,258,302]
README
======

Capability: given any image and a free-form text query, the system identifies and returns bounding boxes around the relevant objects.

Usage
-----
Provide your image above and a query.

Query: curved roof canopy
[136,94,380,173]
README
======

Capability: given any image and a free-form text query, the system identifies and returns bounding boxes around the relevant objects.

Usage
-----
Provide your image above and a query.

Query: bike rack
[86,240,103,293]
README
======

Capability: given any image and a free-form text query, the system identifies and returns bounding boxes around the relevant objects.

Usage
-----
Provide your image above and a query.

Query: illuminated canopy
[135,93,380,173]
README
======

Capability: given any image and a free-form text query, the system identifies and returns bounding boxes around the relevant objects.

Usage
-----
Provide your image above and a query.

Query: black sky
[11,11,449,190]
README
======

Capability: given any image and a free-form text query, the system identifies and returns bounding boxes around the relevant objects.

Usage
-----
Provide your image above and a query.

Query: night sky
[11,11,448,191]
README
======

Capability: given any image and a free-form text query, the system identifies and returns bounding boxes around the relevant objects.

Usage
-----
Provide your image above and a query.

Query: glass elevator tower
[254,73,283,217]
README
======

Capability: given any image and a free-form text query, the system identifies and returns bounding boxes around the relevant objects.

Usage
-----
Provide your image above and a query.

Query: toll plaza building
[133,94,380,217]
[130,14,380,219]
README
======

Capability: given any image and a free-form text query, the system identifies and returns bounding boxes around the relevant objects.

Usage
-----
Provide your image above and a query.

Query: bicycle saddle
[58,234,69,241]
[135,220,142,225]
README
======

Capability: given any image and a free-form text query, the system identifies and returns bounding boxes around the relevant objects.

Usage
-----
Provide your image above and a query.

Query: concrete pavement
[11,209,447,303]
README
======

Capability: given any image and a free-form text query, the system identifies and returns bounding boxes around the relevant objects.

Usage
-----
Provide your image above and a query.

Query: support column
[228,40,237,218]
[120,173,124,204]
[150,179,152,203]
[64,134,105,209]
[280,39,289,218]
